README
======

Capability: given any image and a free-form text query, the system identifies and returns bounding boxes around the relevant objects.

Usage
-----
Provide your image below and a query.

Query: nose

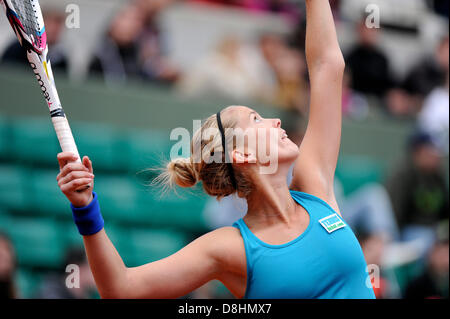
[273,118,281,128]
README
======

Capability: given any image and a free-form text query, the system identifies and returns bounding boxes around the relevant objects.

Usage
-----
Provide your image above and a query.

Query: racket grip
[52,116,80,159]
[52,116,92,192]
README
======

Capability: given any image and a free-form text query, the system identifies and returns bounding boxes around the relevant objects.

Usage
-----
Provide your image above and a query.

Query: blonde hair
[154,107,253,200]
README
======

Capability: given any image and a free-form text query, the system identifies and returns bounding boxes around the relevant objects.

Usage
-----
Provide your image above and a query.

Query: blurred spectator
[135,0,180,83]
[417,38,450,155]
[388,35,449,117]
[179,36,277,102]
[358,231,390,299]
[429,0,450,19]
[404,238,449,298]
[180,32,311,112]
[417,84,449,155]
[345,20,396,99]
[89,4,146,84]
[89,1,178,85]
[385,88,422,118]
[337,181,400,243]
[289,7,307,52]
[1,7,68,72]
[0,233,17,299]
[329,0,342,16]
[386,131,449,256]
[259,34,309,113]
[403,36,449,100]
[34,247,96,299]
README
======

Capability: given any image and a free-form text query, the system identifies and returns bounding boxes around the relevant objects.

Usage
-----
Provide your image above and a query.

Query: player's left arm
[290,0,345,215]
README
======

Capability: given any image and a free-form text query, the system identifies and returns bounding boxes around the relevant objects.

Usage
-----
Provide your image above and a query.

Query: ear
[232,149,257,164]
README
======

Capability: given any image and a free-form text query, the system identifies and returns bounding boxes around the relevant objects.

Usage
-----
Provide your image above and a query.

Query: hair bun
[167,157,198,188]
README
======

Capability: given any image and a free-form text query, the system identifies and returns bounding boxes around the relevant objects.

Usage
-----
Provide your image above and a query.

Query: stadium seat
[71,122,127,172]
[102,222,126,248]
[0,165,29,212]
[2,217,65,268]
[139,188,210,232]
[111,225,188,267]
[15,268,43,299]
[25,170,210,232]
[0,213,12,233]
[28,169,71,219]
[9,117,60,166]
[0,208,6,219]
[59,220,84,248]
[123,129,172,173]
[93,174,142,224]
[98,222,135,267]
[0,115,10,160]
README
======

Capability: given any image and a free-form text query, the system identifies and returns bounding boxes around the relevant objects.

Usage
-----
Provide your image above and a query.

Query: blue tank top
[232,190,376,299]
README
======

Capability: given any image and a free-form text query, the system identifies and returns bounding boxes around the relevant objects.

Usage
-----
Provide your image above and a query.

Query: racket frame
[2,0,91,191]
[1,0,82,162]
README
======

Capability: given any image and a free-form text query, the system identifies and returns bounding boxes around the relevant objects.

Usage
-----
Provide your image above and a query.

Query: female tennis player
[56,0,376,299]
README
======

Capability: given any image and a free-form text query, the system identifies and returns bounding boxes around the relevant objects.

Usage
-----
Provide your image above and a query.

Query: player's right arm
[81,228,228,299]
[56,152,241,299]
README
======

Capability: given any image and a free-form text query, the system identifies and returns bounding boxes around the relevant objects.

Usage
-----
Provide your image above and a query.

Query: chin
[278,145,300,163]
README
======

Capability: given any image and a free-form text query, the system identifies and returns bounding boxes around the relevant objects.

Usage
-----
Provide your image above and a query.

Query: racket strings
[10,0,43,49]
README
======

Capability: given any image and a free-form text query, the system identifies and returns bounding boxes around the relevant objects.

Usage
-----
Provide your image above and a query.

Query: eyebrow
[249,111,257,119]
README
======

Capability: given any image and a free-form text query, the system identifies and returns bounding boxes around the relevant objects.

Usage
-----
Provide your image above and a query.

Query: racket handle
[52,116,80,160]
[52,116,92,192]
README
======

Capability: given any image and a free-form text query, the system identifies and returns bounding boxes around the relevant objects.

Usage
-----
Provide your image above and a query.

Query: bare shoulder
[191,227,246,298]
[199,226,246,274]
[202,226,245,257]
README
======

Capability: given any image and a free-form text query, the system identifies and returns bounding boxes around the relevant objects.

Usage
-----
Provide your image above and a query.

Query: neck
[245,163,296,226]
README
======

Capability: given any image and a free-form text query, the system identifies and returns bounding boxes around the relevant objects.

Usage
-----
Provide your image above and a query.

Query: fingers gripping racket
[1,0,90,191]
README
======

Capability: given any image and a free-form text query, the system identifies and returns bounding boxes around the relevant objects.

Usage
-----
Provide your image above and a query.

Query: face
[0,238,14,280]
[110,6,145,46]
[228,106,299,171]
[43,11,65,45]
[414,144,442,173]
[260,34,285,66]
[358,23,379,47]
[436,37,449,71]
[429,242,449,277]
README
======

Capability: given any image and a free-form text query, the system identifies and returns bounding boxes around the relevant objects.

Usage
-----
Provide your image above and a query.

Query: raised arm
[290,0,345,209]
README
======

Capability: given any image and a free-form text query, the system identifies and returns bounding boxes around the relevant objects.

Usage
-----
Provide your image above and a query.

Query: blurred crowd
[0,0,448,299]
[2,1,448,121]
[2,0,448,134]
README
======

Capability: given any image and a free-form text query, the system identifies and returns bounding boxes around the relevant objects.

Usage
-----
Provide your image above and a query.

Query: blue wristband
[70,192,104,236]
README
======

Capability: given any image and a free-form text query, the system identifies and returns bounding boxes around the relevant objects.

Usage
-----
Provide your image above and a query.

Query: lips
[281,130,288,139]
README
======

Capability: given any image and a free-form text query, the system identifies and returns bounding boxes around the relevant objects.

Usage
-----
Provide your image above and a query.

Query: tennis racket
[1,0,90,191]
